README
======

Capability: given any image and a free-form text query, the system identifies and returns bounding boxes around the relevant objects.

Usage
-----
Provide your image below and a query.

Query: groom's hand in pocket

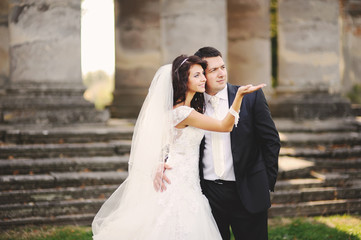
[153,163,172,192]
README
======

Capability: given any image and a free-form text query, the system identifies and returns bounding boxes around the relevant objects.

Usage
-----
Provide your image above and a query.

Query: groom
[157,47,280,240]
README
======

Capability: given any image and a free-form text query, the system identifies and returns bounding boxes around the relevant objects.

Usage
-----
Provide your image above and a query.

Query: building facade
[0,0,360,122]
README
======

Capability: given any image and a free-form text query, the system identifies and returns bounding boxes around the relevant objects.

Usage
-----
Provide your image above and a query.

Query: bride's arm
[178,84,266,132]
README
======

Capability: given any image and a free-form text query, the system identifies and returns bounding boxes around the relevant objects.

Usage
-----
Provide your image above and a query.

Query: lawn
[1,215,360,240]
[0,225,92,240]
[268,215,361,240]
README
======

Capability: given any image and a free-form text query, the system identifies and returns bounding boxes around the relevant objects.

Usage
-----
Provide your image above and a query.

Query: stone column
[277,0,341,93]
[227,0,271,92]
[341,0,361,94]
[0,0,9,90]
[270,0,352,119]
[1,0,108,124]
[111,0,162,118]
[161,0,227,63]
[9,0,82,88]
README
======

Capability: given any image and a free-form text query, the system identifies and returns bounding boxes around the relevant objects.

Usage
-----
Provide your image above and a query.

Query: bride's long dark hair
[172,55,207,113]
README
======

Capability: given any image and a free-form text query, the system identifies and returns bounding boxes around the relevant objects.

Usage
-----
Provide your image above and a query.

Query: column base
[110,87,148,118]
[0,83,109,125]
[269,92,353,120]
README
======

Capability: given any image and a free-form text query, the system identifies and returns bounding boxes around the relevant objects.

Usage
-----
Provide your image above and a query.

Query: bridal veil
[92,64,174,236]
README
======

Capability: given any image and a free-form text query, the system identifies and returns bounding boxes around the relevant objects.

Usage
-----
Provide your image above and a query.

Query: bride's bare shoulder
[173,104,192,110]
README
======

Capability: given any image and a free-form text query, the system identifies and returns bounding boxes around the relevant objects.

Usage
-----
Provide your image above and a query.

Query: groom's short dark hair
[194,47,222,59]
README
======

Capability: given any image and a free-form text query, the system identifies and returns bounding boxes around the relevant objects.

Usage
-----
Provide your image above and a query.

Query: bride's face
[187,64,206,93]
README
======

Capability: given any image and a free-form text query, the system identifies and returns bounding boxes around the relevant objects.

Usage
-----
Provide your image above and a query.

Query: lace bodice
[158,105,205,193]
[168,106,205,183]
[156,106,207,238]
[172,106,205,147]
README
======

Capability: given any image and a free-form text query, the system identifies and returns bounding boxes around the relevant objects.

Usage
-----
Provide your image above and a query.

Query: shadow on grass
[269,217,361,240]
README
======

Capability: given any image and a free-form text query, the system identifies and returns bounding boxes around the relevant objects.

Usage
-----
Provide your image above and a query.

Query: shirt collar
[204,84,228,103]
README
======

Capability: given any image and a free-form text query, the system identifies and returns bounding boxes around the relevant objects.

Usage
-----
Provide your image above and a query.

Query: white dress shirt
[203,85,236,181]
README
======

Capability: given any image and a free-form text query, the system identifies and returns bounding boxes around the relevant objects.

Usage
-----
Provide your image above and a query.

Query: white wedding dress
[92,106,221,240]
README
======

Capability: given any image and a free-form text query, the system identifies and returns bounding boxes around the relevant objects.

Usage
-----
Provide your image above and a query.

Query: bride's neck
[174,91,195,108]
[184,91,195,107]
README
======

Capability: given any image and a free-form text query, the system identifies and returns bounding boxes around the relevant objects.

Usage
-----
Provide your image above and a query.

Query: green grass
[1,215,360,240]
[268,215,361,240]
[0,225,92,240]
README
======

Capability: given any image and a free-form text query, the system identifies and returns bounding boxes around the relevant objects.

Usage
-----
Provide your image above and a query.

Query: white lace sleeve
[173,106,193,126]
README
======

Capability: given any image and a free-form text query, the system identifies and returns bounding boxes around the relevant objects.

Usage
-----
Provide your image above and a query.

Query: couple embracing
[92,47,281,240]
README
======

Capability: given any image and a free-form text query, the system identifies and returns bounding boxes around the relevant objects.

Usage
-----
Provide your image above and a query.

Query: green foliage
[347,84,361,104]
[83,70,114,110]
[270,0,278,39]
[270,0,278,88]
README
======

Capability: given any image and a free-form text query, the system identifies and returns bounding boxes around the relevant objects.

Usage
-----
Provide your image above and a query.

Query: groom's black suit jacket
[200,83,280,214]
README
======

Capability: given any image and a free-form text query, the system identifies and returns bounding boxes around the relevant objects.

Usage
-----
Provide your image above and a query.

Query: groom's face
[203,56,227,96]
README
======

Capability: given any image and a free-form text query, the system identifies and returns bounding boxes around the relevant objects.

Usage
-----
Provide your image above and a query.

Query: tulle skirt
[92,173,222,240]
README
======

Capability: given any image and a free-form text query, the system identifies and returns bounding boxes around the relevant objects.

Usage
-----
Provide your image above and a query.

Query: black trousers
[202,180,268,240]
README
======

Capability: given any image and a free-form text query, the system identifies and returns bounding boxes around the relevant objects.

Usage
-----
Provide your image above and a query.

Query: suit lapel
[227,83,237,107]
[227,84,240,158]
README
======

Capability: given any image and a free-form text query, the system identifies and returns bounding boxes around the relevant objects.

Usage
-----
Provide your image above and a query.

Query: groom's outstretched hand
[153,163,172,192]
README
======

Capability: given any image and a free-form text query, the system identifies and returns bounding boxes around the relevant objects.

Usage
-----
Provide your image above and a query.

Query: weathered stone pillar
[1,0,108,124]
[161,0,227,63]
[111,0,162,118]
[112,0,227,118]
[0,0,9,90]
[341,0,361,94]
[270,0,352,119]
[227,0,271,92]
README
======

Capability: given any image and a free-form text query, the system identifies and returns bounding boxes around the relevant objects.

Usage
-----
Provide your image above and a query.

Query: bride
[92,55,265,239]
